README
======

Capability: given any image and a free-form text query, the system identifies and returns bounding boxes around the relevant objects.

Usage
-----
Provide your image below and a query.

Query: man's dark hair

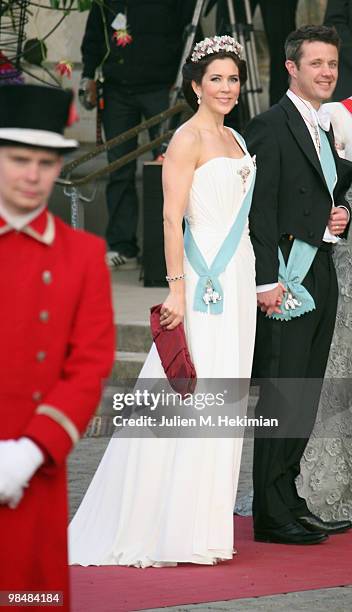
[285,25,340,66]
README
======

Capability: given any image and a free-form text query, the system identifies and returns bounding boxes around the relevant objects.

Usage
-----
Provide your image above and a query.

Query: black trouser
[102,84,170,257]
[252,238,338,529]
[215,0,298,105]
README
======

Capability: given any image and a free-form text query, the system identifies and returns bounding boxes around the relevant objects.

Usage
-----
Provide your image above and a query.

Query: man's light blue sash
[184,165,256,314]
[270,127,337,321]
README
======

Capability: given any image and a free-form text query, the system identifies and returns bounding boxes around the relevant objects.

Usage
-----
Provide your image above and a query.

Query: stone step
[116,323,152,353]
[110,350,148,380]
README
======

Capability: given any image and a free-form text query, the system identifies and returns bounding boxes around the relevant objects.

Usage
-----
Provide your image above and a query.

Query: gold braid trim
[36,404,80,445]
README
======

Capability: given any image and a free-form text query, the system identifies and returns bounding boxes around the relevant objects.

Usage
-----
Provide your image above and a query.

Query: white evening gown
[69,134,257,567]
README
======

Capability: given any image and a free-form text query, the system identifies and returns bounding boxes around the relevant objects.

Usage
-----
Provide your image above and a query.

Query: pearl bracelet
[165,273,185,282]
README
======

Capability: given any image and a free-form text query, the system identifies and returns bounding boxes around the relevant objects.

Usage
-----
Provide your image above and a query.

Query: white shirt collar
[286,89,331,131]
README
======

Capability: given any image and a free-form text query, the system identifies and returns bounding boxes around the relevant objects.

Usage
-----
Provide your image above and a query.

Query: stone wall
[24,4,93,141]
[298,0,328,24]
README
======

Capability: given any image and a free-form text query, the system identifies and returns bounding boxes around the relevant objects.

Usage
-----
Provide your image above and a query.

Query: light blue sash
[184,163,256,314]
[270,127,337,321]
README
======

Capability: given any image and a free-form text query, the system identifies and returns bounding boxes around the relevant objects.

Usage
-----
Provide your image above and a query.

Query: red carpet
[70,516,352,612]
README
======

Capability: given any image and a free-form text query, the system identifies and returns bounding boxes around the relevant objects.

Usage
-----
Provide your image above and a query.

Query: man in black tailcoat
[245,25,352,544]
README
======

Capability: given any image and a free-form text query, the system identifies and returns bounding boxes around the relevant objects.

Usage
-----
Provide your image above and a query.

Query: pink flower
[55,60,73,79]
[112,30,133,47]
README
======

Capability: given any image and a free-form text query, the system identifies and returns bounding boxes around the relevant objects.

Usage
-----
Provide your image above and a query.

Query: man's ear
[285,59,297,80]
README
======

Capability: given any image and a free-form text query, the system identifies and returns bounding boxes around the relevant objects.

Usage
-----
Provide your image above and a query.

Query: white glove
[0,438,44,509]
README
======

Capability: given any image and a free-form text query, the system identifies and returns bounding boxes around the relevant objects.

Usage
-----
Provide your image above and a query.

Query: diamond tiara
[191,35,243,63]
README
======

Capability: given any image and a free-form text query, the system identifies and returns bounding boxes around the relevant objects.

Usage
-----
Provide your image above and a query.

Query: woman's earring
[235,98,239,106]
[197,94,201,105]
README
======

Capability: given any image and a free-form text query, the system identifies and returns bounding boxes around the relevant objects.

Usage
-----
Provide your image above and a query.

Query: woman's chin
[211,102,236,115]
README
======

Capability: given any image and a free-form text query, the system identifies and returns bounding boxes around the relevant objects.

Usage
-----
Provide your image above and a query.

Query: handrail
[56,101,189,228]
[61,101,188,177]
[56,130,174,188]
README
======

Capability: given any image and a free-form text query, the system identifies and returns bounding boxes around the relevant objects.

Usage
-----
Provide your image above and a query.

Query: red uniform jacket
[0,209,115,610]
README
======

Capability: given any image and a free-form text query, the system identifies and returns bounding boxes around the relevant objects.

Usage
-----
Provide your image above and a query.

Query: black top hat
[0,84,78,151]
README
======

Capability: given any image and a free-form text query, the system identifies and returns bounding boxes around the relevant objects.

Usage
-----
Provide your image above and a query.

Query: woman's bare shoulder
[166,120,201,163]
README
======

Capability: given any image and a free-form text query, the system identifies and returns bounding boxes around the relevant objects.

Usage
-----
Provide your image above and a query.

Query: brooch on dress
[202,279,222,305]
[237,165,251,193]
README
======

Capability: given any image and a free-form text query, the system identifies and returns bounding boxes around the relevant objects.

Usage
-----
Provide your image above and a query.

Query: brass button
[36,350,47,362]
[42,270,52,284]
[32,391,42,402]
[39,310,49,322]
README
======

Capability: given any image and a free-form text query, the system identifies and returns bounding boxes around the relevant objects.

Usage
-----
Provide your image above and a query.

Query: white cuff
[256,282,279,293]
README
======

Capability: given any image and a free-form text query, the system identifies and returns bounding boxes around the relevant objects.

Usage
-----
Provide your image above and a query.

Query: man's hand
[328,207,349,235]
[79,78,97,110]
[257,284,285,316]
[86,79,97,107]
[0,438,44,509]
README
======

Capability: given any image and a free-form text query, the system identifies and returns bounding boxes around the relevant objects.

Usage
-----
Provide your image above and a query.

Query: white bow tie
[313,106,331,132]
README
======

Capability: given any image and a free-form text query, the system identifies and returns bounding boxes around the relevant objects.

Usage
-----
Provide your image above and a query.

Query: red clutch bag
[150,304,197,396]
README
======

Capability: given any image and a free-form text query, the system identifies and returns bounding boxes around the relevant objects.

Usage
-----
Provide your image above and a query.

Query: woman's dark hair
[182,51,247,112]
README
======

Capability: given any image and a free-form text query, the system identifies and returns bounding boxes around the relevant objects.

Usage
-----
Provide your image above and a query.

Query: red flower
[55,60,73,79]
[112,30,133,47]
[0,51,15,72]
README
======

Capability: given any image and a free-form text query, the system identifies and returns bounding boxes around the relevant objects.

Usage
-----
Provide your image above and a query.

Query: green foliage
[23,38,48,65]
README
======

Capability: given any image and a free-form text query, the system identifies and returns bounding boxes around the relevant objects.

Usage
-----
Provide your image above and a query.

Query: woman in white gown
[69,36,257,568]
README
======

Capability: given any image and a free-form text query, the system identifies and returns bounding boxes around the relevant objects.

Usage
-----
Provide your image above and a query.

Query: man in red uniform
[0,85,115,610]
